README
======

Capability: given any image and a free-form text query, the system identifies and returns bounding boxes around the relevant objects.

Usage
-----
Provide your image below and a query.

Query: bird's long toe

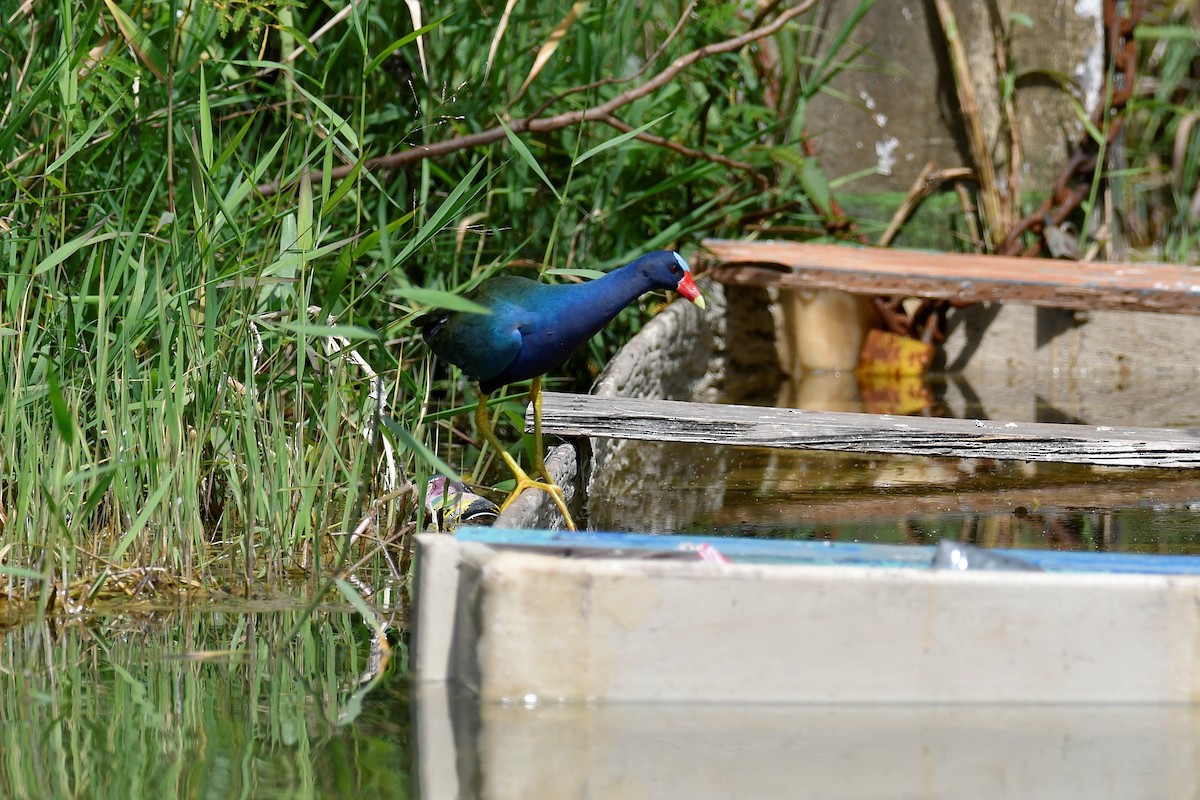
[499,474,577,531]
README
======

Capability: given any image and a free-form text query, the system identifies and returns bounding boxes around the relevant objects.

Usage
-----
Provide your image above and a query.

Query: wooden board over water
[532,392,1200,469]
[698,239,1200,315]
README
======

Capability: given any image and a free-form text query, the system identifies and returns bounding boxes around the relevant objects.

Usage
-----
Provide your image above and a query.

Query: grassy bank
[1,0,1195,613]
[0,1,863,608]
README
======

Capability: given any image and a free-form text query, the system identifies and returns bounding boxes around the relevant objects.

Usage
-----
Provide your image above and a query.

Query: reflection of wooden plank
[697,239,1200,315]
[533,392,1200,468]
[714,477,1200,526]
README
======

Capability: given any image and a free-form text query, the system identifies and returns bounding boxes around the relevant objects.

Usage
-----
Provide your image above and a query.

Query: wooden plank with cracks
[530,392,1200,469]
[697,239,1200,315]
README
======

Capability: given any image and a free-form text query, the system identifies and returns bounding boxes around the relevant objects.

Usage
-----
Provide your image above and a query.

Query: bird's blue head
[634,250,706,309]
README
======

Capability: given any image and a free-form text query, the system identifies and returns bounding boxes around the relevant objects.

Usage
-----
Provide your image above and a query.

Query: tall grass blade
[572,113,671,166]
[102,0,168,80]
[393,159,494,265]
[364,16,450,76]
[499,121,562,201]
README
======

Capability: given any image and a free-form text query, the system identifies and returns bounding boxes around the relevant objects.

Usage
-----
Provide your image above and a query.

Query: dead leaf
[513,0,587,102]
[486,0,522,79]
[404,0,428,82]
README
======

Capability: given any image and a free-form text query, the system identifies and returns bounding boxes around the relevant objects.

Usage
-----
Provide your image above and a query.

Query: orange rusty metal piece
[856,329,935,414]
[857,373,934,416]
[857,328,935,378]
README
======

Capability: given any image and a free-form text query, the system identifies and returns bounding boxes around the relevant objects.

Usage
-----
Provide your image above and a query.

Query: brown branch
[750,0,788,30]
[598,113,767,189]
[256,0,817,196]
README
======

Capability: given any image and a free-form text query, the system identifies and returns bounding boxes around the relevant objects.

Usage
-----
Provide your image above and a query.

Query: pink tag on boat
[695,543,731,564]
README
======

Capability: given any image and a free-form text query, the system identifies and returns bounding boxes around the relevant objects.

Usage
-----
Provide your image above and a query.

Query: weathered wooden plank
[531,392,1200,468]
[697,239,1200,315]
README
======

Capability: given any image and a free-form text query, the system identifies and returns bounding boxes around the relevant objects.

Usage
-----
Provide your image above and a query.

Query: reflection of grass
[0,609,411,799]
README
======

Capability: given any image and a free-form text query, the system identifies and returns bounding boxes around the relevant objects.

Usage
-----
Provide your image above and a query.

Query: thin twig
[257,0,816,196]
[877,163,975,246]
[599,113,766,188]
[878,160,938,247]
[751,0,788,30]
[526,0,699,120]
[993,31,1021,227]
[932,0,1002,247]
[954,181,983,252]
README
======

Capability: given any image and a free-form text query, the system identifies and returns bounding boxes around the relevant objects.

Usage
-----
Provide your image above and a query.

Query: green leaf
[767,147,831,214]
[274,321,381,340]
[198,65,213,168]
[499,120,561,201]
[112,463,182,560]
[393,159,494,264]
[320,156,366,217]
[332,578,390,725]
[210,134,285,241]
[807,0,876,95]
[0,564,49,581]
[45,100,123,174]
[1010,11,1035,29]
[297,174,314,251]
[212,115,253,172]
[103,0,168,80]
[573,113,671,166]
[278,25,318,59]
[290,79,360,151]
[78,469,118,526]
[1134,25,1200,41]
[320,249,354,320]
[188,134,245,243]
[394,286,491,314]
[352,210,416,260]
[383,418,462,480]
[364,15,452,76]
[798,157,833,218]
[34,228,120,276]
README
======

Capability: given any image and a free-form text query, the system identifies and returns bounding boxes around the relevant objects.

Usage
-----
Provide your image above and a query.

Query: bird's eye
[670,264,682,275]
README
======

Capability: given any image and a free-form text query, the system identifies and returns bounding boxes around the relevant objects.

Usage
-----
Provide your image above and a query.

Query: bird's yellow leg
[529,377,552,484]
[475,391,576,530]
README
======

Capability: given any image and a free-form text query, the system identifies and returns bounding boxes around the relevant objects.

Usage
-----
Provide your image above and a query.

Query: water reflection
[588,370,1200,552]
[0,608,413,799]
[416,683,1200,799]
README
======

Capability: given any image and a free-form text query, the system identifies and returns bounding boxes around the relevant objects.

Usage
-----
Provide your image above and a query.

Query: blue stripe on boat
[457,527,1200,575]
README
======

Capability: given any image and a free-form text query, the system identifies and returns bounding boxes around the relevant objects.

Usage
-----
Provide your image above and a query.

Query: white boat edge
[413,529,1200,704]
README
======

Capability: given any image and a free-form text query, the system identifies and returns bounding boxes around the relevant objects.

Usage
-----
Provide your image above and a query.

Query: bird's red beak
[675,272,706,309]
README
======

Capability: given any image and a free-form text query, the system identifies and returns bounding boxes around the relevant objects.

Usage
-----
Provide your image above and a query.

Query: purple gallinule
[419,250,705,529]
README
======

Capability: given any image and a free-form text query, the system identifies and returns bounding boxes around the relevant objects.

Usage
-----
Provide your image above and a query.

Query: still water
[1,603,414,799]
[10,372,1200,798]
[12,607,1200,800]
[589,371,1200,554]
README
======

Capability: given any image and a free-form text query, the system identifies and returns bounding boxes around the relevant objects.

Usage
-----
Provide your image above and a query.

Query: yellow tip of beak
[692,293,707,310]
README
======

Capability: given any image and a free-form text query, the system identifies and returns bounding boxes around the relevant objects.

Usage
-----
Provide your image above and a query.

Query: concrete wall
[804,0,1104,193]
